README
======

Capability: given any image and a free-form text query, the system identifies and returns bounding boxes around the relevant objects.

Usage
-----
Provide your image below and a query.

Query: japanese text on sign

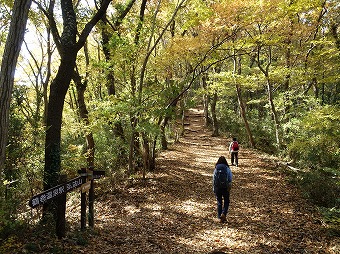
[29,176,83,208]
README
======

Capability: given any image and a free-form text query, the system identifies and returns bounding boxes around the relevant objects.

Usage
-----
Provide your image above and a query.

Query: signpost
[29,176,84,208]
[28,167,105,237]
[81,181,91,193]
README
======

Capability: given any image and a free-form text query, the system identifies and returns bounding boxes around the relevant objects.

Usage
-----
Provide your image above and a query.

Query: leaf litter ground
[22,108,340,253]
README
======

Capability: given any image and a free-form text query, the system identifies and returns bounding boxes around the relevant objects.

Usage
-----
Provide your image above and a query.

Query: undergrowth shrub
[288,105,340,169]
[298,170,340,208]
[286,105,340,216]
[0,199,28,249]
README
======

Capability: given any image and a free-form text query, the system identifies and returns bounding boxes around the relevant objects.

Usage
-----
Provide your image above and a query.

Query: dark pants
[231,152,238,166]
[215,188,230,218]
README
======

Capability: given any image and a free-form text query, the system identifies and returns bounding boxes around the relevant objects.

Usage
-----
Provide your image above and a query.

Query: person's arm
[227,167,233,183]
[212,169,216,192]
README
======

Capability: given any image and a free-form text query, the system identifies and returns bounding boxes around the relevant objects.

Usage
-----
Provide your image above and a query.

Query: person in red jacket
[229,137,239,167]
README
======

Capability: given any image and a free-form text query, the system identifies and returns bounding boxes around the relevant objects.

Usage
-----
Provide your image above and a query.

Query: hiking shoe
[220,213,226,223]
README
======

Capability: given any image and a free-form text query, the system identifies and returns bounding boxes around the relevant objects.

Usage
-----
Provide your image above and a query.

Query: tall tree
[233,55,255,148]
[0,0,32,181]
[41,0,128,219]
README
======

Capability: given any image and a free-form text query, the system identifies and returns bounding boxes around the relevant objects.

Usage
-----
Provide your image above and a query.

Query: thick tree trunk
[44,54,77,191]
[43,0,113,219]
[0,0,32,178]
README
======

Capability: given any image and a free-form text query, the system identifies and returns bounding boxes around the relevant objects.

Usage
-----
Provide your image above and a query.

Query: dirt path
[82,108,337,254]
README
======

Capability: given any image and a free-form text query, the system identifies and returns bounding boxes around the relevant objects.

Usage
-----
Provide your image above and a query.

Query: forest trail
[82,107,337,254]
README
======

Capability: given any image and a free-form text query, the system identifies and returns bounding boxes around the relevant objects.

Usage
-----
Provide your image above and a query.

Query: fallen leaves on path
[22,108,340,253]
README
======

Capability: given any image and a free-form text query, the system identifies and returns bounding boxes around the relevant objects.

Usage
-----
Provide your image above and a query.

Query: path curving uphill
[83,108,338,254]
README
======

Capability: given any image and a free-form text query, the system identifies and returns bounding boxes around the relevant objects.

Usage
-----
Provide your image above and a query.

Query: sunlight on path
[87,107,338,254]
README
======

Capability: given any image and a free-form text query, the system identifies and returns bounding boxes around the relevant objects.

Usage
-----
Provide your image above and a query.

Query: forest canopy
[0,0,339,240]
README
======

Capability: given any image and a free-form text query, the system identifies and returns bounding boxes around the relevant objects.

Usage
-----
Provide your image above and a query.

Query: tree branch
[76,0,112,51]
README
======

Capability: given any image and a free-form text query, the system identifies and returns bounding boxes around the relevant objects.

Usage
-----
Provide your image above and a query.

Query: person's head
[216,156,229,166]
[233,137,237,141]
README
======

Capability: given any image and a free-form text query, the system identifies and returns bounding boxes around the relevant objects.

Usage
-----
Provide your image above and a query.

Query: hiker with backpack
[229,137,239,167]
[213,156,233,223]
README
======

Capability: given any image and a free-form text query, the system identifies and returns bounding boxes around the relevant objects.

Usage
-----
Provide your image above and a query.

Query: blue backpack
[215,166,229,189]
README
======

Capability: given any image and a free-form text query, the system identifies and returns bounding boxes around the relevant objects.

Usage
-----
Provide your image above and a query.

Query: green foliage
[24,241,39,252]
[60,108,89,174]
[319,207,340,236]
[74,231,89,246]
[288,105,340,169]
[2,0,339,244]
[297,170,340,208]
[216,101,249,147]
[0,198,28,244]
[285,104,340,211]
[6,107,26,181]
[0,235,23,254]
[248,115,278,154]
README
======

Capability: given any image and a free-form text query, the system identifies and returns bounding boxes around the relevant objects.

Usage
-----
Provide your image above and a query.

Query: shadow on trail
[87,108,336,254]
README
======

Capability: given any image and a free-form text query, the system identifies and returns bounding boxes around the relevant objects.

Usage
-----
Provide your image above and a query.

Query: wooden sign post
[28,176,84,208]
[28,167,105,237]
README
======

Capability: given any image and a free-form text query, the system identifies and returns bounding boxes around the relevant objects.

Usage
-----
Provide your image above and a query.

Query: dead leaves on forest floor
[24,108,339,253]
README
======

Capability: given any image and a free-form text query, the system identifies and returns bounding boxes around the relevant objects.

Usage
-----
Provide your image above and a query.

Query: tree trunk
[43,0,113,219]
[257,46,281,149]
[141,133,150,179]
[236,83,255,148]
[128,117,139,175]
[330,23,340,51]
[233,56,255,148]
[201,73,211,127]
[43,28,52,125]
[73,70,95,167]
[160,117,169,150]
[211,92,219,137]
[266,79,281,149]
[44,54,77,190]
[0,0,32,178]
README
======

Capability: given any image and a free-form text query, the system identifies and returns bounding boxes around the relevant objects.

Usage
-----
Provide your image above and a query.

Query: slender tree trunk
[180,98,186,136]
[201,73,211,127]
[128,118,138,175]
[211,92,219,137]
[233,56,255,148]
[266,79,281,149]
[160,117,169,150]
[235,83,255,147]
[127,0,147,175]
[73,70,95,167]
[141,133,150,179]
[257,46,281,149]
[43,27,52,125]
[283,3,293,120]
[0,0,32,178]
[330,23,340,51]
